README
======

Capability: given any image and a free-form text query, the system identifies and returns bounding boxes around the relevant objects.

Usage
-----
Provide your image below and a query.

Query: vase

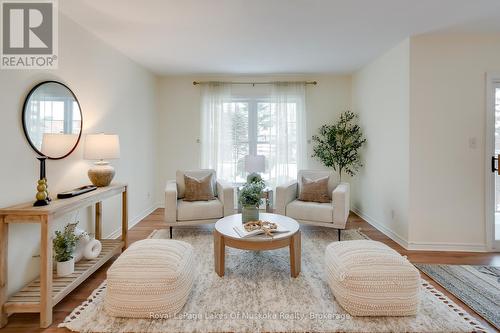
[242,205,259,223]
[56,258,75,277]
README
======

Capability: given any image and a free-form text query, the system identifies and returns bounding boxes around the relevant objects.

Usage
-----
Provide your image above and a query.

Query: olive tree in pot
[53,222,85,277]
[239,181,265,223]
[312,110,366,182]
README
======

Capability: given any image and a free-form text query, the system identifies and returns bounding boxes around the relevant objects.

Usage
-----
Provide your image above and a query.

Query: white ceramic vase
[56,258,75,277]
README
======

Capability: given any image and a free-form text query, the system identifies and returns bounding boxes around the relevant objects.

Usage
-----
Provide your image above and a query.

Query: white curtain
[267,82,307,189]
[200,82,232,176]
[200,81,307,188]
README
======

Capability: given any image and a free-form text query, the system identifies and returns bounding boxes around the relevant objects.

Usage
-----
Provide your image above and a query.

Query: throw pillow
[298,176,331,203]
[183,174,216,201]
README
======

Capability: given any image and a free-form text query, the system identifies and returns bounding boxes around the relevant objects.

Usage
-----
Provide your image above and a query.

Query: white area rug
[59,227,485,332]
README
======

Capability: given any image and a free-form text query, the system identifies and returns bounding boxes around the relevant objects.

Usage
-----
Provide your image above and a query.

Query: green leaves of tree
[312,110,366,181]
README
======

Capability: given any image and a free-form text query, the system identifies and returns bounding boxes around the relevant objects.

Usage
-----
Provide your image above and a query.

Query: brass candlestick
[34,157,50,207]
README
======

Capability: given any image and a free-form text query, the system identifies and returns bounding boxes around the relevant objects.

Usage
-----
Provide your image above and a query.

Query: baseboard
[351,207,409,249]
[352,207,487,252]
[406,241,487,252]
[105,203,162,239]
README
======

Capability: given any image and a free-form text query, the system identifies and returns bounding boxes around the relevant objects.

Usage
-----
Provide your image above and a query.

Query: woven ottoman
[325,240,420,316]
[104,239,195,318]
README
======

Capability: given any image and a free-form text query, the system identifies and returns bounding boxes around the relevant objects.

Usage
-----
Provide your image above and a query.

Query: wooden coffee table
[213,213,301,278]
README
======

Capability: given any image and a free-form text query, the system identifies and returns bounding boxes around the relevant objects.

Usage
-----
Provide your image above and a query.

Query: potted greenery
[312,110,366,182]
[247,172,265,187]
[53,222,83,277]
[239,182,265,223]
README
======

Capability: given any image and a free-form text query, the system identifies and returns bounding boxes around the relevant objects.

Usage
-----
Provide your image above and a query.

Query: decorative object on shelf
[53,222,86,277]
[84,134,121,187]
[239,182,265,223]
[83,239,102,260]
[245,155,265,184]
[22,81,83,160]
[73,228,90,262]
[312,110,366,181]
[72,228,101,262]
[57,185,97,199]
[34,157,50,206]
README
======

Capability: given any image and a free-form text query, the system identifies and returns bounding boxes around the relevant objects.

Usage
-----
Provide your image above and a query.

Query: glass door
[494,84,500,249]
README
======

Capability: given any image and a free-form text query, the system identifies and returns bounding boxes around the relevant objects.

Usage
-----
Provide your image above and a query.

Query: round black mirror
[22,81,82,159]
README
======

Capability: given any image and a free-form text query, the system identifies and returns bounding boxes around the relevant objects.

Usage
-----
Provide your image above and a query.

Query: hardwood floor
[1,209,498,333]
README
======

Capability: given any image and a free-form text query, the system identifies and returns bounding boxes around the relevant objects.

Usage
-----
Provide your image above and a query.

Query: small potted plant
[239,182,265,223]
[53,223,82,277]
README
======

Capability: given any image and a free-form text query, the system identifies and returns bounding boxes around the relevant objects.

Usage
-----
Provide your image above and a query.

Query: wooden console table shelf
[0,183,128,328]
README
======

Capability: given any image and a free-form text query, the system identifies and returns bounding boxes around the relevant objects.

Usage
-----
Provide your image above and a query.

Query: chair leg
[338,229,341,241]
[169,226,173,239]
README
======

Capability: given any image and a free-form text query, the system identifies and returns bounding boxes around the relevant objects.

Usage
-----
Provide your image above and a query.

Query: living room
[0,1,499,332]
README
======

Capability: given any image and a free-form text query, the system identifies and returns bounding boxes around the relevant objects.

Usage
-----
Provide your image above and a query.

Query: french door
[487,74,500,251]
[220,98,298,186]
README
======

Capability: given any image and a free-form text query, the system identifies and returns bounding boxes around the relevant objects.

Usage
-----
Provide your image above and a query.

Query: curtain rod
[192,80,317,86]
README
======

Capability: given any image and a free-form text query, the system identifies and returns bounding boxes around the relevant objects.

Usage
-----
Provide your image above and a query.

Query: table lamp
[245,155,265,183]
[84,134,120,187]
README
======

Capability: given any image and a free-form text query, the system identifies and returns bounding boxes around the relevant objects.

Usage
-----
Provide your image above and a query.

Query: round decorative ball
[36,191,47,200]
[37,184,47,192]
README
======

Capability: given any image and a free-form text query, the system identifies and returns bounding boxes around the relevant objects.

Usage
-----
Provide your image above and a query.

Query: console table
[0,183,128,328]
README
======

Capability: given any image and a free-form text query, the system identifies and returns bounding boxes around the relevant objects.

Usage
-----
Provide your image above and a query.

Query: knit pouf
[325,240,420,316]
[104,239,195,318]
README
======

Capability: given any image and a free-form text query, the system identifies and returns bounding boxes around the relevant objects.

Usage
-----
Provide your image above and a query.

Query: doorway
[486,73,500,251]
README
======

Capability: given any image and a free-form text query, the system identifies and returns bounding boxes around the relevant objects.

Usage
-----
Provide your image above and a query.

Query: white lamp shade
[41,133,79,158]
[84,134,120,160]
[245,155,265,173]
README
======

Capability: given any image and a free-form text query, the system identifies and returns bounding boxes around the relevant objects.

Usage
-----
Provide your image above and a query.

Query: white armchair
[275,170,350,240]
[165,169,234,238]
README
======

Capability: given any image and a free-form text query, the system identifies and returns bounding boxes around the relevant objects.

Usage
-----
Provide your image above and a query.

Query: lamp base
[34,199,49,207]
[88,162,115,187]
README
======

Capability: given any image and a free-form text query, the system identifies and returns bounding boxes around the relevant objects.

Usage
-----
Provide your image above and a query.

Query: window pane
[216,98,299,187]
[257,101,297,185]
[221,102,249,183]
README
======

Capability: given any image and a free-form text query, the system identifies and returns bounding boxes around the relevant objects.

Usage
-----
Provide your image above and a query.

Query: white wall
[351,39,410,247]
[156,74,352,198]
[0,14,159,296]
[409,33,500,251]
[351,33,500,252]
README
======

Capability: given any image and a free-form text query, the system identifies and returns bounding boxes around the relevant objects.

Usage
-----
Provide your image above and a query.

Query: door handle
[492,155,500,175]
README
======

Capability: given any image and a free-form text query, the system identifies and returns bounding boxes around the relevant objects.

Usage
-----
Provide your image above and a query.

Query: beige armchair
[165,169,234,238]
[275,170,350,240]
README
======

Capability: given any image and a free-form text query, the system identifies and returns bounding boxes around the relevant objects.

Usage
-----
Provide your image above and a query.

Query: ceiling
[60,0,500,75]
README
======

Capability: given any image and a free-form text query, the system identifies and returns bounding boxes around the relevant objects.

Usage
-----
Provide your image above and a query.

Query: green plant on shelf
[53,222,86,263]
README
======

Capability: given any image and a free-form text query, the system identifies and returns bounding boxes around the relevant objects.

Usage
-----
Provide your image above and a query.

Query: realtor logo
[1,0,58,69]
